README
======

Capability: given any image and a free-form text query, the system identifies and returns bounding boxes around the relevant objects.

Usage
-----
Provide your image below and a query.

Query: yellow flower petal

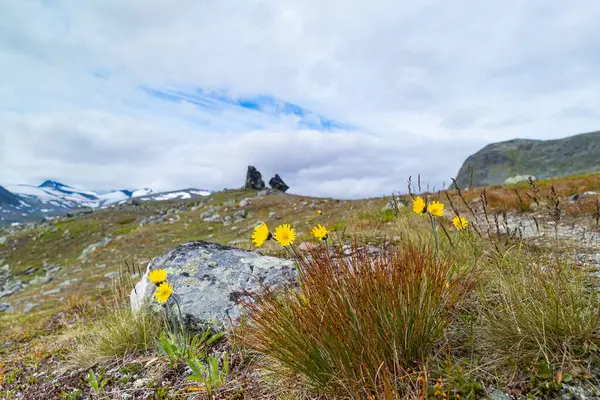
[412,196,427,215]
[311,224,329,241]
[154,281,174,304]
[428,201,445,217]
[252,222,271,247]
[452,216,469,230]
[148,269,167,285]
[274,224,296,247]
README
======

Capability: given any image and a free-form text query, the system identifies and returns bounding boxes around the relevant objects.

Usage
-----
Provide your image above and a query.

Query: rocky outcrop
[130,241,297,331]
[244,166,266,190]
[269,174,289,192]
[454,130,600,188]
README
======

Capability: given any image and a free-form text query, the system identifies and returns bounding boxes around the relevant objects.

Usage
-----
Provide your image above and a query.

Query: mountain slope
[454,130,600,188]
[0,185,21,207]
[0,181,213,225]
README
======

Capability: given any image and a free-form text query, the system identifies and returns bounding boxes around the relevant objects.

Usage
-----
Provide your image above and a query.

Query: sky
[1,1,600,199]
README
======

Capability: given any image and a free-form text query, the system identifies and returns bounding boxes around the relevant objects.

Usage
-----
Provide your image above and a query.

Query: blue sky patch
[141,86,353,131]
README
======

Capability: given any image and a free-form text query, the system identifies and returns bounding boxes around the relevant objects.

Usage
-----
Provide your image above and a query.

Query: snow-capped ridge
[0,180,212,224]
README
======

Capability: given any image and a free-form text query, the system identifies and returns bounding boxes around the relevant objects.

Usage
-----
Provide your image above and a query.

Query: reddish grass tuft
[238,241,474,398]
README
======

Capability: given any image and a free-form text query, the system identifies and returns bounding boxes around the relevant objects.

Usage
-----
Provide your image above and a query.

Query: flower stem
[172,297,187,353]
[429,214,439,252]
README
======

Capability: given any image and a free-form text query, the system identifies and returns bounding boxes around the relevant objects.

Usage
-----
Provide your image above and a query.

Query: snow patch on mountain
[0,180,212,225]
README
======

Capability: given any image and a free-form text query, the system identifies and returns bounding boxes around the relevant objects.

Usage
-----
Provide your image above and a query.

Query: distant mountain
[0,180,212,225]
[454,130,600,188]
[0,186,21,207]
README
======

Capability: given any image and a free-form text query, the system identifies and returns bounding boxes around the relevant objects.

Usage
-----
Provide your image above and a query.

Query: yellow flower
[452,216,469,230]
[317,209,322,215]
[154,281,173,304]
[311,224,329,241]
[148,269,167,285]
[252,222,271,247]
[428,201,445,217]
[412,196,427,215]
[274,224,296,246]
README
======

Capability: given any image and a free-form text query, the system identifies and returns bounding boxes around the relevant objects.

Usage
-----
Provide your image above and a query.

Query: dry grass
[237,241,475,398]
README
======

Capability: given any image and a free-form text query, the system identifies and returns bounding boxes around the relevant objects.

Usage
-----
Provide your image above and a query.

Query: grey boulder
[0,303,14,313]
[130,241,297,331]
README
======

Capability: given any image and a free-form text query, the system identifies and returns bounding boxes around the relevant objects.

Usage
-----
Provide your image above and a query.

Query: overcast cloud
[1,1,600,198]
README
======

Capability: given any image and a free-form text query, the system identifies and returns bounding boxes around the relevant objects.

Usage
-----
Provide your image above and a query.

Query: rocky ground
[1,179,600,399]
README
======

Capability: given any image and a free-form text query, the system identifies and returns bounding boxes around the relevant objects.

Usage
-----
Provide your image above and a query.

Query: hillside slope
[2,179,600,399]
[454,130,600,188]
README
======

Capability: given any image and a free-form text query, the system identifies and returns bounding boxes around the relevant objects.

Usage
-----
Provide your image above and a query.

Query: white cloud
[1,0,600,198]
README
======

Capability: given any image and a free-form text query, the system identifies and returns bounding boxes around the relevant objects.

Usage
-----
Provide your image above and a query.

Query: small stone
[487,388,512,400]
[200,211,214,219]
[239,198,252,207]
[381,199,406,211]
[79,237,113,260]
[297,242,317,252]
[133,377,152,389]
[104,271,118,279]
[42,288,61,295]
[59,279,78,287]
[0,303,14,313]
[233,210,247,219]
[257,189,273,197]
[30,274,56,286]
[203,215,221,223]
[45,264,62,274]
[0,282,24,298]
[22,266,39,275]
[23,303,39,313]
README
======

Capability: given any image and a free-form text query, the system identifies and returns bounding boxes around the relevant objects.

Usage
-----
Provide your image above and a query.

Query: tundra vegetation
[1,174,600,399]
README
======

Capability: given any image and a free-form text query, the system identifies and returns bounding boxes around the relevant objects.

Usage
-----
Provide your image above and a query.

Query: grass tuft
[477,253,600,371]
[238,241,474,397]
[71,305,161,368]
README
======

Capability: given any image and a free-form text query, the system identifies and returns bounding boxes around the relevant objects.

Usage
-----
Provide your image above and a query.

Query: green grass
[476,253,600,371]
[4,182,600,399]
[71,305,161,368]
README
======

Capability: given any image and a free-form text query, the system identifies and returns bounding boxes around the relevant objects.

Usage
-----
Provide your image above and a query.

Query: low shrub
[238,241,474,398]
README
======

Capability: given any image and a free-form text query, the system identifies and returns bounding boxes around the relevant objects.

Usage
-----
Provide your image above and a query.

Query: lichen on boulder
[130,241,297,331]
